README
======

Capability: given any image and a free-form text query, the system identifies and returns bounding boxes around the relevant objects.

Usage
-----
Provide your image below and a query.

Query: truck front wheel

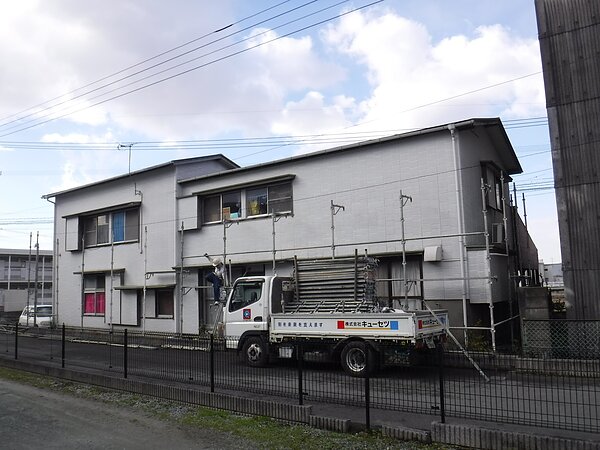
[242,336,269,367]
[340,341,376,377]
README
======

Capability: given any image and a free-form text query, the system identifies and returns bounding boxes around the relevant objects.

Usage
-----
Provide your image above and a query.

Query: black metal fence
[1,323,599,434]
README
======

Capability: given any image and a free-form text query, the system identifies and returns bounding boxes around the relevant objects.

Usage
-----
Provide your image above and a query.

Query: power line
[0,116,551,153]
[0,0,298,128]
[0,0,372,138]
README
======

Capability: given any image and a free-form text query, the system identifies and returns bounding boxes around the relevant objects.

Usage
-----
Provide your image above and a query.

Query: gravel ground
[0,368,456,449]
[0,377,258,450]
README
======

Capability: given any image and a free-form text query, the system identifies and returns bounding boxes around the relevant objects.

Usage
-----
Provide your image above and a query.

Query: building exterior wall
[49,120,532,334]
[53,168,178,331]
[0,250,53,313]
[535,0,600,319]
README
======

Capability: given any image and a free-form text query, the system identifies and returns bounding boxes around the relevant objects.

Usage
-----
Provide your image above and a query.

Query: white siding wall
[54,168,179,331]
[179,132,493,304]
[50,125,517,332]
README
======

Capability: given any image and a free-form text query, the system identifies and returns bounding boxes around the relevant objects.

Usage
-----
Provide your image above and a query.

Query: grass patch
[0,366,450,449]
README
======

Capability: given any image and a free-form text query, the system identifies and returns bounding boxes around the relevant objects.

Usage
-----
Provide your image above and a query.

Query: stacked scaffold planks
[285,255,379,313]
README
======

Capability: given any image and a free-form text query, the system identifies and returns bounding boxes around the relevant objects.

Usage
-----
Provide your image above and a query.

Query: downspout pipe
[449,124,469,343]
[43,196,59,326]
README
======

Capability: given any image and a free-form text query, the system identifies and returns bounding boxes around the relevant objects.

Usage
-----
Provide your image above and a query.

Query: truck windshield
[229,280,263,312]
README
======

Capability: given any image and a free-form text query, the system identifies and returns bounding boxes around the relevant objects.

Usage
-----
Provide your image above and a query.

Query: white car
[18,305,53,328]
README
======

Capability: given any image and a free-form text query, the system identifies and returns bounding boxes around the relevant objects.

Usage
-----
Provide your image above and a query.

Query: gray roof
[178,118,522,185]
[43,154,239,199]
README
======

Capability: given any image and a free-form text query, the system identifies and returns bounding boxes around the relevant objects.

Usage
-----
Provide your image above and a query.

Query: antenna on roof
[117,143,137,175]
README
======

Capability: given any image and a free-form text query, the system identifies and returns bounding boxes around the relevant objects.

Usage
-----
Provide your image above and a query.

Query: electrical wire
[0,1,377,138]
[0,0,297,128]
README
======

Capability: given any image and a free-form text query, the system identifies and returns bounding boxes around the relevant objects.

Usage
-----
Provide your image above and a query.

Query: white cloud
[42,131,125,192]
[272,91,355,136]
[41,131,114,144]
[0,1,349,141]
[318,10,545,132]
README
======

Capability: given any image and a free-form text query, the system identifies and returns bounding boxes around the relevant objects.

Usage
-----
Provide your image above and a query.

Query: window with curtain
[112,209,139,242]
[391,259,422,298]
[83,208,139,247]
[246,187,268,216]
[201,181,293,223]
[83,274,106,315]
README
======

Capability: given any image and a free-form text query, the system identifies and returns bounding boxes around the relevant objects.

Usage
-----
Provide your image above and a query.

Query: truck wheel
[242,336,269,367]
[340,341,376,377]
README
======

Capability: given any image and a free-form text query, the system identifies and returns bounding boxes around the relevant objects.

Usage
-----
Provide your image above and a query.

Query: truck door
[224,278,268,338]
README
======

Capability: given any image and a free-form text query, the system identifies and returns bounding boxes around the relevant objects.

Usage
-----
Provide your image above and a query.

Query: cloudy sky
[0,0,559,262]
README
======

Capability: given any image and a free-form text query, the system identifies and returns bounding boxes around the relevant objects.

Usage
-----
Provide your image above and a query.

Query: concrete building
[44,118,538,344]
[0,248,53,317]
[535,0,600,319]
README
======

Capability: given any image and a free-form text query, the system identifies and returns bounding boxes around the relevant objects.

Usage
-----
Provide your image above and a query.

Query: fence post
[188,337,194,381]
[364,345,370,431]
[123,329,128,379]
[109,330,113,369]
[49,325,54,360]
[297,341,304,406]
[61,324,65,368]
[438,343,446,423]
[14,322,18,360]
[209,333,215,393]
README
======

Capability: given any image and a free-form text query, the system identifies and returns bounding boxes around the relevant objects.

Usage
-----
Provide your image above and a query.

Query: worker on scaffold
[204,253,225,301]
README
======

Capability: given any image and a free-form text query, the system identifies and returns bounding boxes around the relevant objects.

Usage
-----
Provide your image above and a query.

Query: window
[267,183,293,214]
[112,209,139,242]
[201,181,293,224]
[203,195,221,223]
[229,280,263,312]
[246,187,268,216]
[156,288,174,317]
[203,192,242,223]
[83,208,139,247]
[222,191,241,219]
[84,274,106,315]
[84,214,109,246]
[482,165,503,210]
[247,183,292,216]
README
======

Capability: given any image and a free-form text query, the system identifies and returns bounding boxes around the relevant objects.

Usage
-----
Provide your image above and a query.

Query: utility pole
[33,232,40,327]
[26,232,32,326]
[330,200,345,259]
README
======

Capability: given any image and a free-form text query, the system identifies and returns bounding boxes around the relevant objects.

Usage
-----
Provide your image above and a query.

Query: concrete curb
[309,415,350,433]
[381,424,431,443]
[432,422,600,450]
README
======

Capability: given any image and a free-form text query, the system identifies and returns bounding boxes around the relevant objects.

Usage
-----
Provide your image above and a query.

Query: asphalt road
[0,377,257,450]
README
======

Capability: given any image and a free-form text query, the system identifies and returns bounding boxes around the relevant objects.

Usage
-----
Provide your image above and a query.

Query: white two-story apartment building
[44,118,538,343]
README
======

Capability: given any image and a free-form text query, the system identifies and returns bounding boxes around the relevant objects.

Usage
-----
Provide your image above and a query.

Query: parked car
[18,305,53,328]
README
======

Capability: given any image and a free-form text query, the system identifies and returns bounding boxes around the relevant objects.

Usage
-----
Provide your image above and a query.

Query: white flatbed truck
[221,275,448,376]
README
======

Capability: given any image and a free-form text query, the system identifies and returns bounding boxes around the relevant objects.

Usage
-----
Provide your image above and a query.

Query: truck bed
[270,310,447,341]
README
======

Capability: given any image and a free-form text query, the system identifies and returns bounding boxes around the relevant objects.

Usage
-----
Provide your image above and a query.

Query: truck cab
[223,276,290,344]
